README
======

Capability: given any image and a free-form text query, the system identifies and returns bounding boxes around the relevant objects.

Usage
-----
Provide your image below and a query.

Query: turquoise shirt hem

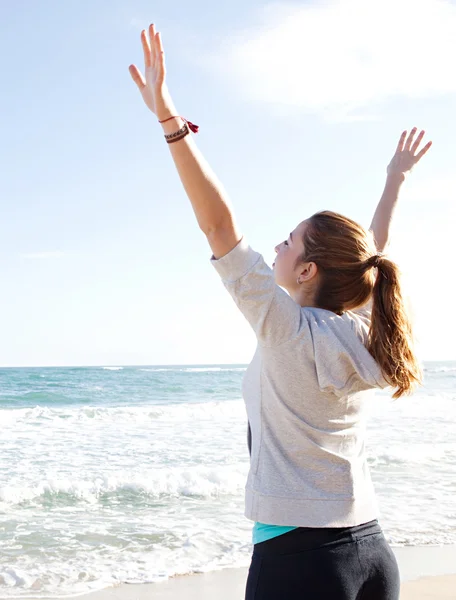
[252,522,298,545]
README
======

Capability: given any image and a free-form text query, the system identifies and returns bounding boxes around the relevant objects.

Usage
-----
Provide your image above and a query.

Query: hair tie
[370,253,384,268]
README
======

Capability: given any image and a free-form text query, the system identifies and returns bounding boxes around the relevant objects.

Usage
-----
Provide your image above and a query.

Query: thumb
[129,64,146,90]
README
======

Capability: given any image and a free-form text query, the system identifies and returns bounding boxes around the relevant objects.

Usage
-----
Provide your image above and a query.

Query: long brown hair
[298,210,421,398]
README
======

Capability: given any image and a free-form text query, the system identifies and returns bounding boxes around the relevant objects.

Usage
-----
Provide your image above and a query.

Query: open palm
[387,128,432,176]
[129,24,174,119]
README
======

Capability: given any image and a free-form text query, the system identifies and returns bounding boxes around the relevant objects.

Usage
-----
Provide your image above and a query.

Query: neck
[289,287,318,308]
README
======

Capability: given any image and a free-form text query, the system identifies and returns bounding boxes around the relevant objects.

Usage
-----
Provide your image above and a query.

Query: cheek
[282,252,293,268]
[277,254,293,275]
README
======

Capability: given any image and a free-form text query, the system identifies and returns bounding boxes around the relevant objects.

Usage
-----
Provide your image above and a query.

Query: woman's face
[273,221,308,290]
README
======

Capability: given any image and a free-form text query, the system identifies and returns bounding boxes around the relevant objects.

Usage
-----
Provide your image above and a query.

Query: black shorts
[245,519,400,600]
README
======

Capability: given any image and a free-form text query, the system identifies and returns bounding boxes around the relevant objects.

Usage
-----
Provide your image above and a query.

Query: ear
[299,262,318,282]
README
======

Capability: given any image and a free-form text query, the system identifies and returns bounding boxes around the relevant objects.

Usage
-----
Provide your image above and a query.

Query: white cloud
[206,0,456,120]
[20,251,64,260]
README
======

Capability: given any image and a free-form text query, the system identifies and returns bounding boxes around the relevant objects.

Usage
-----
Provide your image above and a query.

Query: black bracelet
[165,122,190,143]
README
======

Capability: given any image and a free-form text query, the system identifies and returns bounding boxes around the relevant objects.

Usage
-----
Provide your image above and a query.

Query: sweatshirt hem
[245,488,379,528]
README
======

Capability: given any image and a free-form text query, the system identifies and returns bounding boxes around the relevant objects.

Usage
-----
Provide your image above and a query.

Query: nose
[274,243,280,253]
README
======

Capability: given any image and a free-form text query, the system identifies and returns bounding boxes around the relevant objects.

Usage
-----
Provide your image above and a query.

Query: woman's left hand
[387,128,432,179]
[129,24,176,120]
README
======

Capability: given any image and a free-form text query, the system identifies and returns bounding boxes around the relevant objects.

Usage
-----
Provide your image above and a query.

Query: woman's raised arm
[129,24,241,259]
[369,128,432,252]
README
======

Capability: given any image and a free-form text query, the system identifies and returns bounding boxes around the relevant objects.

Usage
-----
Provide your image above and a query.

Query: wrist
[157,105,179,121]
[157,111,178,122]
[159,115,185,136]
[385,171,406,185]
[156,106,178,122]
[155,85,177,121]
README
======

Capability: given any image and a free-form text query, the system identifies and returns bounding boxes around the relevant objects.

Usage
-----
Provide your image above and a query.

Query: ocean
[1,362,455,597]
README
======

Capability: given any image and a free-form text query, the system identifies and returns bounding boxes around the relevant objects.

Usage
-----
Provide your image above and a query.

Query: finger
[155,31,166,79]
[411,130,425,155]
[129,64,146,89]
[149,24,156,64]
[395,130,407,153]
[404,127,417,151]
[415,140,433,162]
[141,29,152,68]
[156,31,165,61]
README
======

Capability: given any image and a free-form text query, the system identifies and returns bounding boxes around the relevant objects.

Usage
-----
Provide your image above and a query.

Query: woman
[129,25,432,600]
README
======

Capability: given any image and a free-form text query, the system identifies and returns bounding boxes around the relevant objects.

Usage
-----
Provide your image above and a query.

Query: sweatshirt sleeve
[210,237,302,346]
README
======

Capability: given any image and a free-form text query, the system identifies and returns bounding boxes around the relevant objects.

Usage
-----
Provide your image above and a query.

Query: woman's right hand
[387,128,432,180]
[129,24,177,120]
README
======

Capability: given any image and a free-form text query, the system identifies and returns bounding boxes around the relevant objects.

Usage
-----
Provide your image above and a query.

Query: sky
[0,0,455,367]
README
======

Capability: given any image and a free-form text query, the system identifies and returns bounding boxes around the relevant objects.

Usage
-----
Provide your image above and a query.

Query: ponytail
[300,211,422,398]
[368,258,422,399]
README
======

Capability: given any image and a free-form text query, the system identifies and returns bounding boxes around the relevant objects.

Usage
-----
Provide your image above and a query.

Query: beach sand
[22,545,456,599]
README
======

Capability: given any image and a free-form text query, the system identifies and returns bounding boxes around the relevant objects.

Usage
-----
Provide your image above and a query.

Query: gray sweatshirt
[211,237,389,527]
